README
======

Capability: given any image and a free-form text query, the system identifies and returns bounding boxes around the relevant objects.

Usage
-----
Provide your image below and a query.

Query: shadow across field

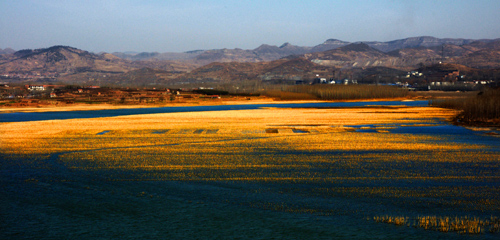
[1,105,499,239]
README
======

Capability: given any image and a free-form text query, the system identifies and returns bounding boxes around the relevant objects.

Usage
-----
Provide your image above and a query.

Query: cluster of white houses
[430,80,492,86]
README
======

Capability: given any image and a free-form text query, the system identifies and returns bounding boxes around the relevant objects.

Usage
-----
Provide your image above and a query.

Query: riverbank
[0,97,414,114]
[0,90,473,114]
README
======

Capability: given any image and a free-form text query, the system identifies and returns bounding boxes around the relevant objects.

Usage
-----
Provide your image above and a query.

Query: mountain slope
[0,46,133,76]
[310,39,350,52]
[364,36,477,52]
[2,37,500,86]
[0,48,15,55]
[302,43,399,69]
[109,36,497,63]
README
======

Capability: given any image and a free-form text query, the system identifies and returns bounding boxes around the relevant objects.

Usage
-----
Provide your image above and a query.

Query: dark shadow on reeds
[261,90,318,100]
[153,129,170,134]
[193,129,204,134]
[265,128,279,133]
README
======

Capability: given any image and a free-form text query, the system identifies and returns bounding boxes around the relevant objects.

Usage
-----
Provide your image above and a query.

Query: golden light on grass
[372,215,500,234]
[1,106,459,155]
[1,105,499,235]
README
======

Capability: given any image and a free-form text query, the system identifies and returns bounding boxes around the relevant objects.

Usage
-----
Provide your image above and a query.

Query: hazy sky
[1,0,499,53]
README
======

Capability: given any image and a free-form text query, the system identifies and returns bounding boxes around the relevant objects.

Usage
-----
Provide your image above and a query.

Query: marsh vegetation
[262,84,409,100]
[430,87,500,125]
[1,104,499,239]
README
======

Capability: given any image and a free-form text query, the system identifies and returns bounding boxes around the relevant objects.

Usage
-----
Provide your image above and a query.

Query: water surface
[0,100,428,122]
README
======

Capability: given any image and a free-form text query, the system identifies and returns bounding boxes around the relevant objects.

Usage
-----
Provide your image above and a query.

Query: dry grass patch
[0,106,471,157]
[373,215,500,234]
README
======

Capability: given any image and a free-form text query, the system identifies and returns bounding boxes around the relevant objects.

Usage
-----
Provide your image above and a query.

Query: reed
[430,88,500,124]
[372,215,500,234]
[260,90,318,100]
[264,85,409,100]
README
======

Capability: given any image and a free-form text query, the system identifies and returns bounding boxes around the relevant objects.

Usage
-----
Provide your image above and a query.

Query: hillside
[303,39,500,70]
[0,48,15,55]
[174,61,273,83]
[109,36,497,63]
[302,43,401,69]
[1,36,500,87]
[102,36,500,71]
[103,68,184,87]
[0,46,133,79]
[113,50,204,61]
[305,43,387,60]
[0,46,199,84]
[365,36,478,52]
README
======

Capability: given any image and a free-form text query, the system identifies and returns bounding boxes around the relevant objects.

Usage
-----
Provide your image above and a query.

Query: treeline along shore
[430,87,500,126]
[1,83,499,127]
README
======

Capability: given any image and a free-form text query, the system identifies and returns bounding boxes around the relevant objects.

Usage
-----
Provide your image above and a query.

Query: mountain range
[111,36,494,62]
[1,36,499,87]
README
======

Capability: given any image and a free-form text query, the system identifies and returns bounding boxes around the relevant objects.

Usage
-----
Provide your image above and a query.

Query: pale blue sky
[1,0,499,53]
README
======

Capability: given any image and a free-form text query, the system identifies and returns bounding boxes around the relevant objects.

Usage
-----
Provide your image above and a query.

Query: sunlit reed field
[1,106,499,238]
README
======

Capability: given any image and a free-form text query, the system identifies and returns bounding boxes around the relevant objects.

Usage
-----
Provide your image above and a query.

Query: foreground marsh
[1,105,499,239]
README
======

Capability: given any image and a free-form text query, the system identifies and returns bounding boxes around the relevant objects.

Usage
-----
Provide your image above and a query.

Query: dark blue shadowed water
[0,100,428,123]
[389,124,472,135]
[96,130,111,135]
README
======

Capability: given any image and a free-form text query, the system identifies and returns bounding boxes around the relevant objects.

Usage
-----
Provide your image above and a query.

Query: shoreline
[0,97,415,113]
[0,90,478,114]
[3,98,498,131]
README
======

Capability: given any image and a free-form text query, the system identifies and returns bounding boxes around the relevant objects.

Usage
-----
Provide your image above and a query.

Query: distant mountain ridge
[0,45,132,75]
[0,48,15,55]
[108,36,497,62]
[3,36,489,64]
[363,36,479,52]
[0,45,198,85]
[302,39,500,70]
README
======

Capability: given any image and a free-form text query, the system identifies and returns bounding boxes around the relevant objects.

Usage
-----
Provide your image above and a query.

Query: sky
[1,0,500,53]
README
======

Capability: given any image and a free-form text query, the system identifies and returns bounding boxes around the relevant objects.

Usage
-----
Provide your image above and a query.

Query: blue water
[96,130,111,135]
[0,100,428,122]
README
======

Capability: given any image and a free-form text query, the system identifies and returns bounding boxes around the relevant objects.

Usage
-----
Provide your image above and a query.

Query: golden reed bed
[1,106,458,155]
[2,105,500,234]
